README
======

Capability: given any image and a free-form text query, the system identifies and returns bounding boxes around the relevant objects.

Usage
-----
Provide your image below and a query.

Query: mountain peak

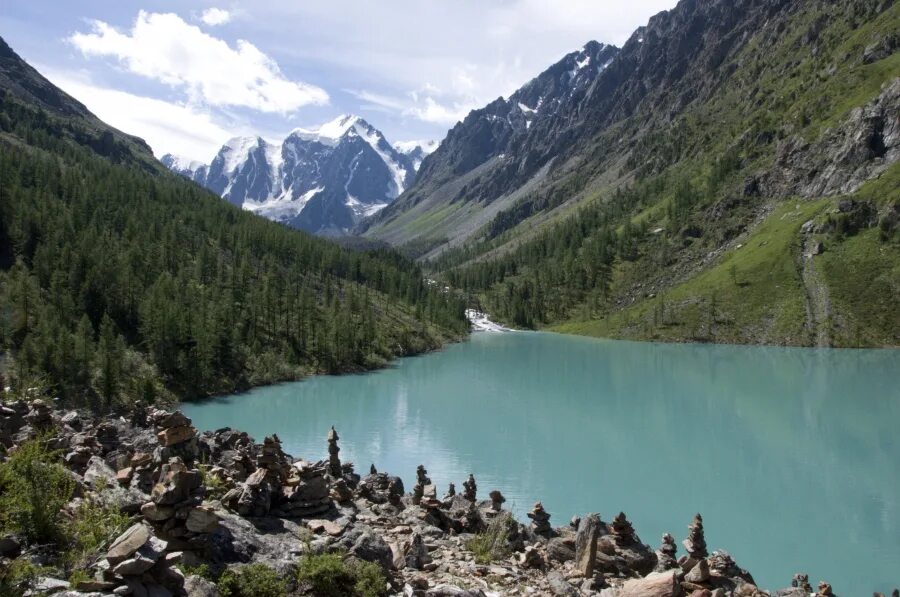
[290,114,373,146]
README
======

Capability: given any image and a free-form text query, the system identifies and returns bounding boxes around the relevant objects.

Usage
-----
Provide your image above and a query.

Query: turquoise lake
[182,331,900,593]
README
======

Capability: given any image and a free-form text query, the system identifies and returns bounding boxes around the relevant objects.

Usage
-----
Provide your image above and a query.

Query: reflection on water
[183,333,900,592]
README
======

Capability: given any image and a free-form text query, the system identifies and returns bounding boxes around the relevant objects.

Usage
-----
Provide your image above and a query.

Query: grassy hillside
[0,44,468,407]
[431,1,899,348]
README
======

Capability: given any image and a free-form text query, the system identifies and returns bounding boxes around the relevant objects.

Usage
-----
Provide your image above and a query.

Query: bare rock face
[763,78,900,197]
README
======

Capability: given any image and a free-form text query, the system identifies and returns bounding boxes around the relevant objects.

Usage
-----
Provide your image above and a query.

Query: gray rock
[348,529,394,570]
[107,523,151,565]
[184,575,220,597]
[546,537,576,563]
[83,456,117,487]
[547,571,579,596]
[426,586,488,596]
[185,506,220,533]
[575,513,601,577]
[685,558,710,583]
[33,576,70,593]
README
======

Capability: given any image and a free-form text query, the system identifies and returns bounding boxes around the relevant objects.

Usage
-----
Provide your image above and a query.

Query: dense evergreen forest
[0,87,468,406]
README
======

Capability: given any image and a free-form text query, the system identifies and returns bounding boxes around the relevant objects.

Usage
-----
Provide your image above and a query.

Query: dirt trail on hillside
[800,237,832,347]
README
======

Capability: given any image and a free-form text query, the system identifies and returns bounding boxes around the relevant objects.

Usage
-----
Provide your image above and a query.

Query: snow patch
[164,154,204,172]
[244,186,323,221]
[345,195,388,218]
[222,136,260,174]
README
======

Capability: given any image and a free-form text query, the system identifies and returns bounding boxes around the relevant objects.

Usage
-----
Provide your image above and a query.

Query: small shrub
[466,513,515,564]
[296,553,386,597]
[0,559,41,597]
[296,554,356,597]
[178,562,213,581]
[351,560,388,597]
[68,569,91,586]
[218,563,287,597]
[0,437,74,544]
[199,466,227,500]
[64,499,131,567]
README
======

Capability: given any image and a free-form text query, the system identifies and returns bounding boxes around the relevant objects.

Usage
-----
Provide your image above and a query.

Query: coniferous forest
[0,87,468,406]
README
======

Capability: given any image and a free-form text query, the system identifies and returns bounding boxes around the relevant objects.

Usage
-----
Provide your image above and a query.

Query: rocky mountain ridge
[2,400,893,597]
[163,116,437,236]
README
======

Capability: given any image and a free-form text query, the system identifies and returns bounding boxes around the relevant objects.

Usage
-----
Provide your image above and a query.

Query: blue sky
[1,1,676,162]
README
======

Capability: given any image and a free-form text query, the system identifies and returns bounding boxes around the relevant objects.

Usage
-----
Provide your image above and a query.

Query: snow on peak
[162,153,204,172]
[221,136,262,174]
[394,139,438,156]
[290,114,372,146]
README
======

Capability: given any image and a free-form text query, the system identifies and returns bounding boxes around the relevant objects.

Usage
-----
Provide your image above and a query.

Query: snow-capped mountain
[162,115,432,236]
[160,154,208,186]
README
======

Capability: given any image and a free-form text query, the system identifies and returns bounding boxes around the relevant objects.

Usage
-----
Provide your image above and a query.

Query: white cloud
[69,10,328,114]
[41,68,236,162]
[249,0,676,130]
[200,8,232,26]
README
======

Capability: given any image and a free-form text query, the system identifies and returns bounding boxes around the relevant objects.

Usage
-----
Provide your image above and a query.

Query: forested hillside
[0,38,467,405]
[413,0,899,347]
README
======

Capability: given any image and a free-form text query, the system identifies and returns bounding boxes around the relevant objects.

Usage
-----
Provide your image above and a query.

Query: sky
[0,1,677,163]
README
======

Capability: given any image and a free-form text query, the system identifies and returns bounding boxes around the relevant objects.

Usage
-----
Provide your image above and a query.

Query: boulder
[184,575,220,597]
[157,425,195,447]
[547,571,579,596]
[348,529,394,570]
[185,506,220,533]
[575,513,601,577]
[83,456,117,487]
[107,523,151,565]
[685,559,710,583]
[618,570,680,597]
[546,537,576,563]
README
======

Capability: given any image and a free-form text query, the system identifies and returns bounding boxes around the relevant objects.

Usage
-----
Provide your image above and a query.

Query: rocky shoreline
[1,400,896,597]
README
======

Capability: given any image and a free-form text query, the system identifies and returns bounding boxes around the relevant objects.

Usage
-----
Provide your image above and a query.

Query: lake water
[182,332,900,593]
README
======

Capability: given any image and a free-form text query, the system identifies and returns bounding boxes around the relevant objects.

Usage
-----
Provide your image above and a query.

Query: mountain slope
[0,37,467,403]
[358,41,619,252]
[370,0,899,347]
[163,116,427,236]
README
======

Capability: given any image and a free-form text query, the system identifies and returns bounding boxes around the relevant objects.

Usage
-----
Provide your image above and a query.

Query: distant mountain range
[162,116,436,236]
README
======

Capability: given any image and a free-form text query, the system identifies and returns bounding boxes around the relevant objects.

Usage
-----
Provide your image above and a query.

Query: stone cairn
[611,511,636,546]
[489,490,506,512]
[277,459,332,518]
[462,473,477,502]
[817,581,834,596]
[24,398,52,429]
[444,482,456,500]
[370,463,377,474]
[527,501,552,537]
[792,573,812,593]
[139,411,221,542]
[683,513,708,559]
[412,464,432,505]
[327,426,341,477]
[404,532,432,570]
[655,533,678,571]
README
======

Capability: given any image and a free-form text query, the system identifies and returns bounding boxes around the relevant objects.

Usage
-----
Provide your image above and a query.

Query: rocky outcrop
[0,404,889,597]
[762,78,900,197]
